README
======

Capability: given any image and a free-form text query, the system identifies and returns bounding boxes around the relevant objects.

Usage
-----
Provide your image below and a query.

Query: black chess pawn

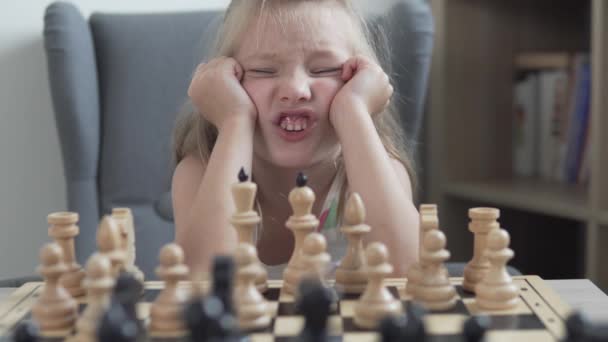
[463,315,491,342]
[186,293,245,342]
[112,272,144,338]
[564,310,590,342]
[97,300,139,342]
[12,321,40,342]
[296,278,333,342]
[187,255,242,342]
[379,315,407,342]
[402,302,426,341]
[211,255,235,315]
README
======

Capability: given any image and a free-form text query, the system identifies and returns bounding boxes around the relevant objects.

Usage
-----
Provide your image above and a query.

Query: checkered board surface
[0,275,571,342]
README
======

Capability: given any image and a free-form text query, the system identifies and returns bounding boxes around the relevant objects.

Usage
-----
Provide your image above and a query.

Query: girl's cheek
[314,79,342,98]
[243,80,276,111]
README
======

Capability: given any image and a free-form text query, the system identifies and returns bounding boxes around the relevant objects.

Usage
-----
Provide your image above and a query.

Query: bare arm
[173,56,257,273]
[172,117,254,274]
[334,105,419,277]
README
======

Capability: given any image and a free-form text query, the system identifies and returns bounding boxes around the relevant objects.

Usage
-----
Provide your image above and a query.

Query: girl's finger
[234,61,244,81]
[341,59,357,81]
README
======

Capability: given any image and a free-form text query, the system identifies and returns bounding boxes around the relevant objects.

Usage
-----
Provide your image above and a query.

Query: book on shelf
[512,52,591,185]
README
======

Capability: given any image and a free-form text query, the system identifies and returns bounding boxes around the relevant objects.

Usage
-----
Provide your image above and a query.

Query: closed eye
[249,69,276,75]
[311,67,342,75]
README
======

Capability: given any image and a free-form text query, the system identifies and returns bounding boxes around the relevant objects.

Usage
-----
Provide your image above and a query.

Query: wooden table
[546,279,608,323]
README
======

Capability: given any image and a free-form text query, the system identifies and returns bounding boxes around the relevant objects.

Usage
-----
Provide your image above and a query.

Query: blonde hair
[172,0,417,194]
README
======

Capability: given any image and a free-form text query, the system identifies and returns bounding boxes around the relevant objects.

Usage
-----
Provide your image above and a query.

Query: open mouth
[275,113,315,142]
[278,114,309,132]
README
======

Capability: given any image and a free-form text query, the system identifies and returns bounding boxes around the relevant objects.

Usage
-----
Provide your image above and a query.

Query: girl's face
[235,3,356,169]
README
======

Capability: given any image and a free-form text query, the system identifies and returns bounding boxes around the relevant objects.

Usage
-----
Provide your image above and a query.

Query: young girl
[172,0,419,277]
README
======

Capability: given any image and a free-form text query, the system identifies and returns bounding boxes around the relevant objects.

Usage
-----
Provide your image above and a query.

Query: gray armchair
[41,0,434,280]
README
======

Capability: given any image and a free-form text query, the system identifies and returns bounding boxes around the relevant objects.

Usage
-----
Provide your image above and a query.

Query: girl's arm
[172,118,254,274]
[334,107,419,276]
[173,58,257,273]
[331,57,419,276]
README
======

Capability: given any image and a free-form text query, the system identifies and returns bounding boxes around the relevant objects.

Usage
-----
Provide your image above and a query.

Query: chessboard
[0,276,571,342]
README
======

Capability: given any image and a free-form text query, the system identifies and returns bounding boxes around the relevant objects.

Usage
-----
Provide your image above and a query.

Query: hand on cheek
[329,55,393,126]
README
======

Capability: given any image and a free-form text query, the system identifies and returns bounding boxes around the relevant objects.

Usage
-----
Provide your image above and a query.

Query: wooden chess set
[0,170,590,342]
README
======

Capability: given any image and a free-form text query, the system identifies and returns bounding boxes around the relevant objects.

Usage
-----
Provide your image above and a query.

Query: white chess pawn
[31,243,78,334]
[335,193,370,294]
[74,254,114,342]
[149,243,190,336]
[414,230,457,310]
[354,242,402,329]
[233,243,271,330]
[476,228,519,310]
[301,233,331,285]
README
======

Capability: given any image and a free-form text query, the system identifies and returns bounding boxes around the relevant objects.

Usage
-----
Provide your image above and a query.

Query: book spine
[513,73,539,178]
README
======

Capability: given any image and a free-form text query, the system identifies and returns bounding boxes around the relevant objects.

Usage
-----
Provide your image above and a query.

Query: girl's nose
[278,72,312,104]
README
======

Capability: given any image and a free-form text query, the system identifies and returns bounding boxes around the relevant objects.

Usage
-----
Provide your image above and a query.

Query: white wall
[0,0,404,280]
[0,0,231,280]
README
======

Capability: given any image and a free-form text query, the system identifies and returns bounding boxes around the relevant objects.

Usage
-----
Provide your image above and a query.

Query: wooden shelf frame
[443,179,589,221]
[427,0,607,290]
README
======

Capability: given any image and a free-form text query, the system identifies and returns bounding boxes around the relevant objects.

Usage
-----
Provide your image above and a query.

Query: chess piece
[475,228,519,310]
[31,243,78,334]
[211,255,236,315]
[420,204,438,216]
[414,229,457,310]
[47,211,86,298]
[197,256,241,342]
[97,215,127,277]
[283,172,320,295]
[296,278,333,342]
[97,299,139,342]
[112,271,144,336]
[13,320,40,342]
[112,208,144,284]
[403,302,427,341]
[233,244,271,330]
[96,270,144,342]
[354,242,402,329]
[149,243,190,336]
[463,208,500,293]
[564,311,590,342]
[230,167,268,293]
[462,315,490,342]
[405,207,439,296]
[335,193,370,294]
[184,295,240,342]
[301,233,331,285]
[73,254,114,342]
[379,315,407,342]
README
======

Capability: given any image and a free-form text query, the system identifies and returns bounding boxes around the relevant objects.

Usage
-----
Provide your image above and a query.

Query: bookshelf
[426,0,608,290]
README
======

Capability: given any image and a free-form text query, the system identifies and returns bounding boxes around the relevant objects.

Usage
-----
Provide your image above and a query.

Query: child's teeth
[280,116,309,132]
